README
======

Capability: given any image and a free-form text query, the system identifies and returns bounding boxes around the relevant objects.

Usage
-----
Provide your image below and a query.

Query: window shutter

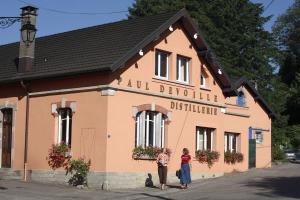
[199,129,204,150]
[155,113,162,147]
[204,129,207,150]
[224,134,227,152]
[211,130,214,150]
[139,111,145,147]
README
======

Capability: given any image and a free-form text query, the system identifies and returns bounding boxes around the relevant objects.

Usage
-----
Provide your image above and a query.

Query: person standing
[156,148,169,190]
[180,148,191,189]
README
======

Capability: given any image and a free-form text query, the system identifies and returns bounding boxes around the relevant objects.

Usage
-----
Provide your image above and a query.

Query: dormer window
[200,75,205,87]
[155,50,169,79]
[176,55,190,83]
[200,68,209,88]
[236,91,246,106]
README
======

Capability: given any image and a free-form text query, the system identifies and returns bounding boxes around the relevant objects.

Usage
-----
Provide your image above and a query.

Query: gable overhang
[110,8,234,95]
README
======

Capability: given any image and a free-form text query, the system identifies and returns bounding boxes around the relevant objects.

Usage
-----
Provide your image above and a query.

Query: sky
[0,0,295,45]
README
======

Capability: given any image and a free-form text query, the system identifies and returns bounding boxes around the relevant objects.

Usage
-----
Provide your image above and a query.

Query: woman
[156,148,169,190]
[180,148,191,189]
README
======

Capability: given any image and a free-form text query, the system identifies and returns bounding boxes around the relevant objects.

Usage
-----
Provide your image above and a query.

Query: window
[57,108,72,146]
[135,111,166,148]
[255,131,263,144]
[236,91,246,106]
[155,51,169,79]
[224,132,240,152]
[200,75,205,87]
[200,69,209,88]
[196,127,215,151]
[176,56,189,83]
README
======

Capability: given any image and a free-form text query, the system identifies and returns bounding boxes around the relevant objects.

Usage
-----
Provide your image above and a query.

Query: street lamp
[0,6,37,46]
[20,21,37,46]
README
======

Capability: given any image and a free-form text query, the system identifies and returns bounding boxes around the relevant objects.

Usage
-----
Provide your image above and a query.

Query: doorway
[1,108,13,168]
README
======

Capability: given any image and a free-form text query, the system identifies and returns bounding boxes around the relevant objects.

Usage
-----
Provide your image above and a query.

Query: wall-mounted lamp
[21,21,37,46]
[169,25,173,31]
[193,33,198,39]
[218,69,222,75]
[139,49,144,56]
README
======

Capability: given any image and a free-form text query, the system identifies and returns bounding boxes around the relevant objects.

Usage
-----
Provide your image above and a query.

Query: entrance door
[248,139,256,168]
[1,109,12,168]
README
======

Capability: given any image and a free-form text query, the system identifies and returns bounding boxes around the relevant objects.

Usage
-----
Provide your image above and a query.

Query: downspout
[20,80,30,181]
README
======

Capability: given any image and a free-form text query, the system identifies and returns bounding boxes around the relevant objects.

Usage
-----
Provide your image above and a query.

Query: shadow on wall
[245,175,300,199]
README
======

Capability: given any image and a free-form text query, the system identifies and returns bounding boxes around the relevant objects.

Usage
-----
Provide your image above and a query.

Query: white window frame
[255,131,263,144]
[177,56,189,83]
[57,108,72,146]
[196,127,214,151]
[224,132,240,152]
[200,74,206,88]
[155,51,169,79]
[135,111,165,148]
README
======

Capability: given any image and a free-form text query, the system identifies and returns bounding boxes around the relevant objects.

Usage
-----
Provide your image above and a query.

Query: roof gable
[234,77,275,119]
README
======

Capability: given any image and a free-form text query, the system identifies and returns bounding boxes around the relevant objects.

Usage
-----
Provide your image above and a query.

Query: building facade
[0,7,273,189]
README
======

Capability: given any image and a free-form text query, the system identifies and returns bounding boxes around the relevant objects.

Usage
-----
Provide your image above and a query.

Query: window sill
[225,103,249,109]
[200,87,211,91]
[154,76,169,81]
[132,155,156,160]
[152,77,195,88]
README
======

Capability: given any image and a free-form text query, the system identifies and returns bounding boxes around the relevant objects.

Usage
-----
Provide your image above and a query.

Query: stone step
[0,169,22,180]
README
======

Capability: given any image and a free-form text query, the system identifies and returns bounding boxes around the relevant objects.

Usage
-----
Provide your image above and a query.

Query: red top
[181,154,191,164]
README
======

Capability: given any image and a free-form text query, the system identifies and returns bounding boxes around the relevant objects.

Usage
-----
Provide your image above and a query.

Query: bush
[47,143,70,170]
[224,151,244,164]
[66,158,91,186]
[272,145,285,161]
[195,150,220,168]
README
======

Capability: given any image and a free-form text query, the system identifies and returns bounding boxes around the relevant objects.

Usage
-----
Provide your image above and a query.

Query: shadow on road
[246,176,300,199]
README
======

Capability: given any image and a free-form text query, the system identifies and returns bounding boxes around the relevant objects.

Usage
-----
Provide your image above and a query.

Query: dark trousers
[158,166,167,184]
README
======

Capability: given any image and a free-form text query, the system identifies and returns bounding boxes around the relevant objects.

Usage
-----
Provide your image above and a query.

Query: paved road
[0,163,300,200]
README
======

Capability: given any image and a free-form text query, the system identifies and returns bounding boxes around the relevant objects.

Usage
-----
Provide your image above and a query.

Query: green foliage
[273,0,300,86]
[66,158,91,186]
[195,150,220,168]
[273,1,300,126]
[272,145,285,161]
[132,146,171,159]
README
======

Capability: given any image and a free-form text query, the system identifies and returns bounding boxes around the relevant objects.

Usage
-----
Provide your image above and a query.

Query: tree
[273,0,300,86]
[273,1,300,126]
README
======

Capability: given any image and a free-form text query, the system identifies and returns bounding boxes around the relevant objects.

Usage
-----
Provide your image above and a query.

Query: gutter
[20,80,30,181]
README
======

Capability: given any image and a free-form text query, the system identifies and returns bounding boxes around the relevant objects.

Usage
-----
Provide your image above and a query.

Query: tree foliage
[273,0,300,86]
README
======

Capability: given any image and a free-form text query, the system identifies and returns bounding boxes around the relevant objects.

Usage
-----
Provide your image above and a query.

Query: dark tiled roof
[0,10,180,82]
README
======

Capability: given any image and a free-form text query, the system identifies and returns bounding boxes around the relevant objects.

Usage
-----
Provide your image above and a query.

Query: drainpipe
[18,6,37,181]
[20,80,30,181]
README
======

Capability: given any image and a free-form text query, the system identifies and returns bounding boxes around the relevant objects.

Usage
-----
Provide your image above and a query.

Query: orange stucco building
[0,7,273,189]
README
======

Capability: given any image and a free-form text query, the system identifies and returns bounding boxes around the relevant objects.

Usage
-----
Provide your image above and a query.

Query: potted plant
[47,142,71,170]
[66,158,91,187]
[132,146,171,160]
[195,150,220,168]
[224,151,244,164]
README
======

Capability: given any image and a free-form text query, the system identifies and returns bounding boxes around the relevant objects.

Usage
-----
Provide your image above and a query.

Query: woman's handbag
[176,169,181,179]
